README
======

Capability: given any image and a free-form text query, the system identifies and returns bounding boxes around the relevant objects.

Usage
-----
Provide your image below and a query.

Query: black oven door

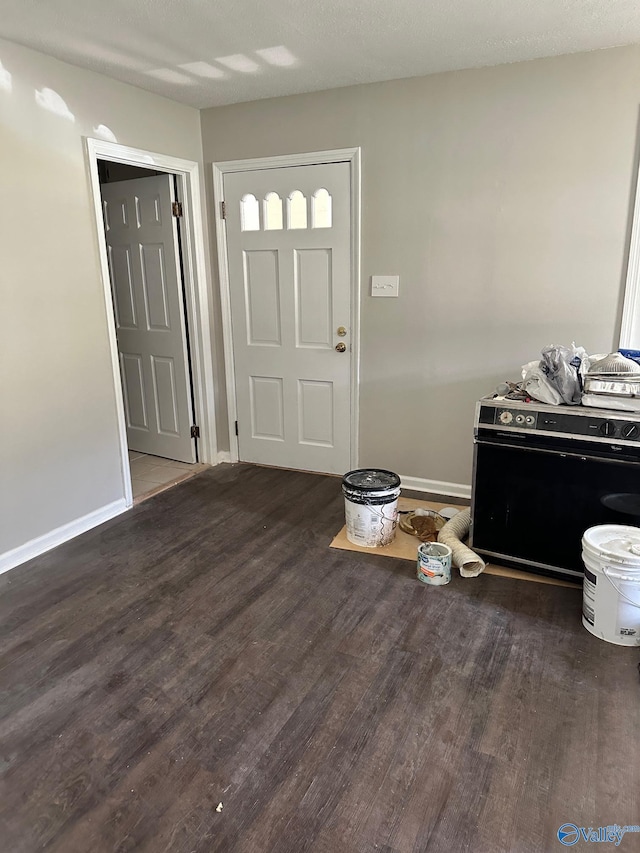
[470,432,640,578]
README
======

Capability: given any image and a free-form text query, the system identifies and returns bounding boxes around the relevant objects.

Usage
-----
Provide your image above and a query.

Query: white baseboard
[400,475,471,501]
[215,450,232,464]
[0,498,128,576]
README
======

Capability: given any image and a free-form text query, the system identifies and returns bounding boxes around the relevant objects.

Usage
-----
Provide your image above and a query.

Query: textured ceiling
[1,0,640,108]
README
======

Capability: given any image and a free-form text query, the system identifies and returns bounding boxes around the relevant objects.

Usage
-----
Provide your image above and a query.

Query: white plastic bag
[521,360,563,406]
[540,343,589,405]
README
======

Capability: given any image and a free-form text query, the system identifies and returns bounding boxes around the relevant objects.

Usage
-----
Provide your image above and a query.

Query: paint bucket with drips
[342,469,401,548]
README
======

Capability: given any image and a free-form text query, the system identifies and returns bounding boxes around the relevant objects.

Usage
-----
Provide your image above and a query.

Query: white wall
[200,45,640,487]
[0,38,206,558]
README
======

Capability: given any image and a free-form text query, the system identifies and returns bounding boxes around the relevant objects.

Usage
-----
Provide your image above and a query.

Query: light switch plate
[371,275,400,297]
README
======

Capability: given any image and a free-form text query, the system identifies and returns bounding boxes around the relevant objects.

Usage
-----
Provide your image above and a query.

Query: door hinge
[172,201,183,217]
[191,425,200,439]
[235,420,238,436]
[220,200,227,220]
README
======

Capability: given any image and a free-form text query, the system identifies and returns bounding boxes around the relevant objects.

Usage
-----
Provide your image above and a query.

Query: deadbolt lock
[337,326,347,337]
[335,342,347,353]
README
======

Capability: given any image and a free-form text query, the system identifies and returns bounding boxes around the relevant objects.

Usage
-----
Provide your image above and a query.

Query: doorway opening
[97,160,206,502]
[86,139,217,508]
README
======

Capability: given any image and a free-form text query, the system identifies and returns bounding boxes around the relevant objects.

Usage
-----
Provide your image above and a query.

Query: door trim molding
[620,154,640,348]
[85,138,217,507]
[212,147,361,468]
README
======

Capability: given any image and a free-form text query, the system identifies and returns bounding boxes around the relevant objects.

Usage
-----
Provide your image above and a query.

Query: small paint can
[417,542,452,586]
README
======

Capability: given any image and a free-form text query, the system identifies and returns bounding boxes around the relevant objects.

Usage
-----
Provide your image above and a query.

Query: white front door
[223,162,352,475]
[101,175,196,463]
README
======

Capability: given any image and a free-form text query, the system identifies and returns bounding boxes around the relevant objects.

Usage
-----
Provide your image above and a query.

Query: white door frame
[85,138,217,507]
[620,155,640,348]
[212,148,361,467]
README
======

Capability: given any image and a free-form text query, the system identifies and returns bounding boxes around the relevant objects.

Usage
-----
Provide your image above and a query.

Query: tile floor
[128,451,207,501]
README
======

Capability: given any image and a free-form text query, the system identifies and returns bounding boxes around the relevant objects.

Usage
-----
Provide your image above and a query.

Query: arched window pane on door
[312,188,332,228]
[240,193,260,231]
[287,190,308,229]
[263,192,283,230]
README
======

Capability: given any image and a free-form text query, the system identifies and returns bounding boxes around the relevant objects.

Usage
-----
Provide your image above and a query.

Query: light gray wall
[0,38,206,555]
[200,45,640,486]
[2,39,639,564]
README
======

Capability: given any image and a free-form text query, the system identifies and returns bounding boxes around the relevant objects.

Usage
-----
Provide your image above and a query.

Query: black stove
[470,398,640,579]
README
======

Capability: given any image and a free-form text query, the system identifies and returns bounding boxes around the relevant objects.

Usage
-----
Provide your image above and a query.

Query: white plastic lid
[582,524,640,566]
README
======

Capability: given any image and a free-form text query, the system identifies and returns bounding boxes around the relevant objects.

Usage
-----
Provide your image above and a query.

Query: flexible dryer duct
[438,508,486,578]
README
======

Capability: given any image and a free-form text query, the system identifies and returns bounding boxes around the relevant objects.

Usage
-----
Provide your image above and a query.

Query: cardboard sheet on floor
[330,497,580,589]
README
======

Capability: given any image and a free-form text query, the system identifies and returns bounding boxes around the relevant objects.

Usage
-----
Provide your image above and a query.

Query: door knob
[335,342,347,353]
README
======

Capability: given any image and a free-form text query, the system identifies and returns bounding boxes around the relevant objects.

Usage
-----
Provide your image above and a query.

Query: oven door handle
[475,438,640,466]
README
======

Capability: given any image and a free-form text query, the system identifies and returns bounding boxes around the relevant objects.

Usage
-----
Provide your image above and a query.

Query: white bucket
[581,524,640,646]
[342,469,401,548]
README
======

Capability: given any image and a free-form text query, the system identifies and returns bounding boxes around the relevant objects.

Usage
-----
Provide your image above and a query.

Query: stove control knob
[499,410,513,425]
[525,415,535,426]
[622,423,639,440]
[515,414,525,424]
[600,420,617,437]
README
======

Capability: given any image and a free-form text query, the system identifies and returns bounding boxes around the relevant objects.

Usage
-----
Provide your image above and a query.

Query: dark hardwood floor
[1,464,638,853]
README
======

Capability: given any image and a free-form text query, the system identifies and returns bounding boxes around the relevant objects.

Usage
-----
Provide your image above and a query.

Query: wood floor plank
[0,463,638,853]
